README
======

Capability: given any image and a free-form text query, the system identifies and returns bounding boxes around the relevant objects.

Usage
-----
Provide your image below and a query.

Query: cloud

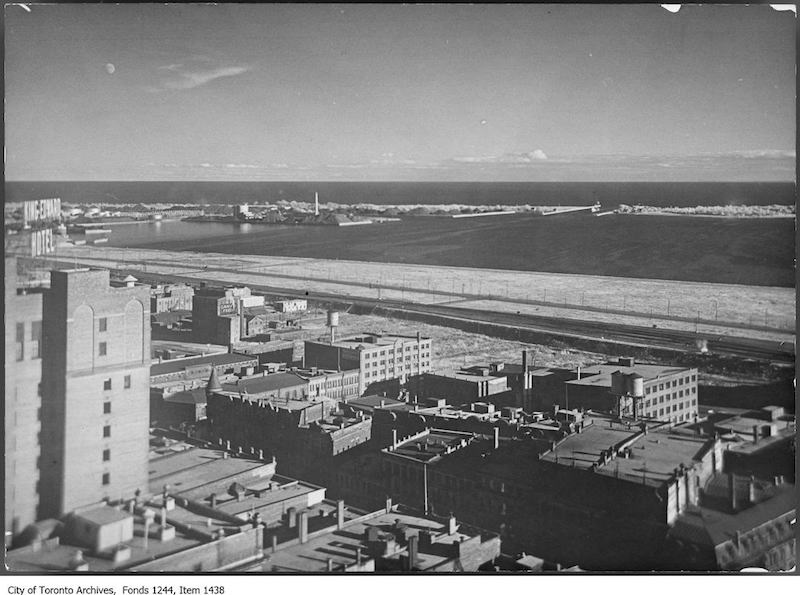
[154,63,251,91]
[451,150,549,164]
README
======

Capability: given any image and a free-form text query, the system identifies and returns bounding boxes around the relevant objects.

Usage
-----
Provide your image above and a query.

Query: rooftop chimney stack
[493,426,500,450]
[298,511,309,544]
[315,192,320,216]
[407,534,419,570]
[337,500,345,530]
[752,425,760,445]
[730,474,737,511]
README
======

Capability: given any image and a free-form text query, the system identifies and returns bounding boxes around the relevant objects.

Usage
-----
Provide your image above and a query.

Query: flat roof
[262,508,493,572]
[317,333,430,350]
[151,353,258,376]
[568,362,692,384]
[148,448,273,496]
[211,476,325,518]
[222,371,307,394]
[542,416,709,488]
[73,505,132,526]
[387,429,475,463]
[430,370,508,383]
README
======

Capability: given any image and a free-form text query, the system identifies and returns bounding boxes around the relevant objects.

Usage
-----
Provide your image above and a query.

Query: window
[103,449,110,462]
[103,378,112,391]
[103,425,111,438]
[658,384,664,391]
[30,321,42,359]
[103,402,111,414]
[102,473,110,486]
[679,377,684,385]
[124,375,131,389]
[99,317,108,332]
[645,387,651,395]
[691,374,696,382]
[99,342,107,356]
[15,322,25,361]
[672,380,677,387]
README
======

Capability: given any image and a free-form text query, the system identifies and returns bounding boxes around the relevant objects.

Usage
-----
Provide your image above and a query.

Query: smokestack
[391,428,398,448]
[493,426,500,449]
[577,366,581,380]
[407,534,419,570]
[298,511,309,543]
[385,497,392,513]
[337,500,345,530]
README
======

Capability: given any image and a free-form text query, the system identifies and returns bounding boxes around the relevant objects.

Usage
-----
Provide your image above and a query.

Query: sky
[4,3,796,182]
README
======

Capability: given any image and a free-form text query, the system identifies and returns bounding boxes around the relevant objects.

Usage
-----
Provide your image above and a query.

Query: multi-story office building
[39,268,152,519]
[4,258,44,546]
[304,333,433,396]
[537,358,699,423]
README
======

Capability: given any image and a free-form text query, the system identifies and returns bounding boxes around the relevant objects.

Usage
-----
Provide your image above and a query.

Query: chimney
[287,507,297,528]
[356,547,362,566]
[298,511,309,544]
[258,449,264,460]
[391,429,398,448]
[337,500,345,530]
[448,514,458,535]
[576,366,581,380]
[748,476,756,504]
[209,493,217,508]
[752,425,760,444]
[730,474,737,511]
[327,557,334,572]
[407,534,419,570]
[385,497,393,513]
[271,533,278,553]
[493,426,500,450]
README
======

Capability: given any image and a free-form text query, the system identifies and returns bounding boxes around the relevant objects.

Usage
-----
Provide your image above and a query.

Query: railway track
[106,266,794,366]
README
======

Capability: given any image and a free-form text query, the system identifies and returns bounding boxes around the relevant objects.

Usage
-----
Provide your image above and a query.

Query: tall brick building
[4,258,45,545]
[39,268,151,518]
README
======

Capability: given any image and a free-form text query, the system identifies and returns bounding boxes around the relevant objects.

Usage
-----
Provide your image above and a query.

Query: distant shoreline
[621,212,795,219]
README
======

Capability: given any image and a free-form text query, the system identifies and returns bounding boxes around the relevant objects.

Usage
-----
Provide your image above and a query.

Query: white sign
[30,228,55,257]
[23,197,62,225]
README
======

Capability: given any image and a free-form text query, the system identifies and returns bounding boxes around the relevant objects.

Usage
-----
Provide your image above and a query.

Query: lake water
[8,181,794,286]
[105,213,795,287]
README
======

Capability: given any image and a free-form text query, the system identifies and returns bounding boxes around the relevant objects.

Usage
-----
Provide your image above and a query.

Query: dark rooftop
[151,352,258,376]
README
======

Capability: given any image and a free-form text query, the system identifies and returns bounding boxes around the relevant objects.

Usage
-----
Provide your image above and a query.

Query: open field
[48,244,795,344]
